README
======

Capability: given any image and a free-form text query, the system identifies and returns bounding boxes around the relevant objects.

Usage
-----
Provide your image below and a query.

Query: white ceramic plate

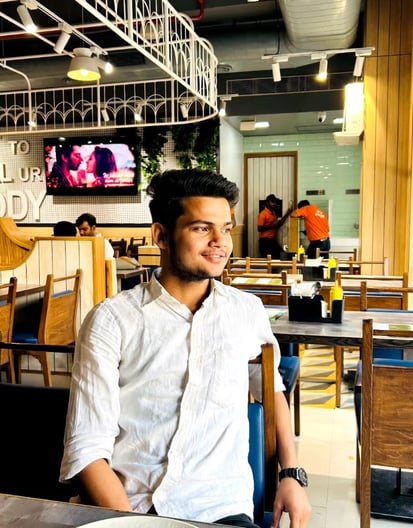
[79,516,198,528]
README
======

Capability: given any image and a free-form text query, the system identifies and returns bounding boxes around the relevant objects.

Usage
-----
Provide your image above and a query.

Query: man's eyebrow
[188,219,233,226]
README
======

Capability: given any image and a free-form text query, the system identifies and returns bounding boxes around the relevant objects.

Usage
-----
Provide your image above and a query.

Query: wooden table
[0,494,222,528]
[117,267,149,290]
[270,310,413,406]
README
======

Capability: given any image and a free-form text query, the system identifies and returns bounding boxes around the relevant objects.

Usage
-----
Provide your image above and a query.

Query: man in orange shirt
[291,200,330,258]
[257,194,292,258]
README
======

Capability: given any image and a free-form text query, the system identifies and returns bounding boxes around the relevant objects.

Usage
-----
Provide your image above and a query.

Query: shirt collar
[146,270,229,307]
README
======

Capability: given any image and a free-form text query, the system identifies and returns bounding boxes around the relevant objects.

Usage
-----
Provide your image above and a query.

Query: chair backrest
[0,277,17,380]
[109,238,127,257]
[226,272,291,306]
[127,236,146,258]
[0,276,17,342]
[360,318,413,528]
[38,269,82,345]
[0,382,75,501]
[248,343,276,511]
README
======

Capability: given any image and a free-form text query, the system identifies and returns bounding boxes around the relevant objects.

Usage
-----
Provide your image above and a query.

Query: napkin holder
[280,251,296,261]
[302,266,336,282]
[302,266,324,281]
[288,296,344,323]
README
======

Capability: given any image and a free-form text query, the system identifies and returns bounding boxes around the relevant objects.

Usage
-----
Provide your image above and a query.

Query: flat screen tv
[44,134,140,196]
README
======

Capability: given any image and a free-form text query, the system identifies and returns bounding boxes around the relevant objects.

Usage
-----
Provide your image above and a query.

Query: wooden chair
[109,238,127,257]
[13,269,82,386]
[0,277,17,383]
[249,343,277,512]
[127,236,146,258]
[224,271,291,306]
[358,319,413,528]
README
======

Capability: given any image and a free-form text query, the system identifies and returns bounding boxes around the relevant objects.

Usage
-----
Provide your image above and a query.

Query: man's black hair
[266,194,277,202]
[146,168,239,232]
[297,199,310,208]
[53,221,77,236]
[75,213,97,228]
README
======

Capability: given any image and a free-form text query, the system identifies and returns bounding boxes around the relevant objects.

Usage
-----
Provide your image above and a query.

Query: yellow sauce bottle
[329,281,343,314]
[327,257,337,279]
[297,244,305,263]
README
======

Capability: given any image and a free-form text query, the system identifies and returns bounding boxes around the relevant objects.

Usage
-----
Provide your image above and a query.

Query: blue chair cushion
[279,355,300,394]
[248,403,265,522]
[12,332,38,344]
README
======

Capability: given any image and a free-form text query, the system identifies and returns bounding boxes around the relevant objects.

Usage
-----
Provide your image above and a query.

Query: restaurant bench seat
[0,383,76,502]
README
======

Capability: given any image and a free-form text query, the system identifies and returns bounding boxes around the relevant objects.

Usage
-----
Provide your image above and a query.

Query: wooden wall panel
[361,0,412,277]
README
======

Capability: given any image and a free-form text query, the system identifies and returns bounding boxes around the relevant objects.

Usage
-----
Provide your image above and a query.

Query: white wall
[218,119,244,225]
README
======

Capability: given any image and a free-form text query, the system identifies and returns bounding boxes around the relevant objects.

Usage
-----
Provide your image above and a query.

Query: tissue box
[288,296,344,323]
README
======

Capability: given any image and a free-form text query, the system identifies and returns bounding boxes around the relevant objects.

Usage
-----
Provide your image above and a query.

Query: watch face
[297,467,309,487]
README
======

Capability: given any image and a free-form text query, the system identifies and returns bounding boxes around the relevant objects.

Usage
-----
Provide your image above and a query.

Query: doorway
[244,152,298,256]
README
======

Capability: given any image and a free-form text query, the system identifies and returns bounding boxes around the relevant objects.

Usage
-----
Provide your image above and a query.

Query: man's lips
[202,252,226,261]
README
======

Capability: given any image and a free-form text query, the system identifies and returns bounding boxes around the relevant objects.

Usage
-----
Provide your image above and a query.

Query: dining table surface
[269,308,413,407]
[269,309,413,348]
[0,494,226,528]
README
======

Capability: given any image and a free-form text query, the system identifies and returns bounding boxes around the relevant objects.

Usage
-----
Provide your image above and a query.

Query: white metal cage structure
[0,0,218,134]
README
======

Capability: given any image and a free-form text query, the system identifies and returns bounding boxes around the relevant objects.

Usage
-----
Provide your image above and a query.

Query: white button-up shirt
[60,273,283,523]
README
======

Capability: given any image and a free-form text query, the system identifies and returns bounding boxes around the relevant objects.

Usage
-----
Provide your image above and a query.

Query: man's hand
[271,478,311,527]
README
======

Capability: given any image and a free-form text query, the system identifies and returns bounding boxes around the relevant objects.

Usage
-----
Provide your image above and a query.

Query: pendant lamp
[68,48,100,82]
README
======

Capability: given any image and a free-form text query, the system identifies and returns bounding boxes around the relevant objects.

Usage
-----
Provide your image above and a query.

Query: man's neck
[158,271,211,314]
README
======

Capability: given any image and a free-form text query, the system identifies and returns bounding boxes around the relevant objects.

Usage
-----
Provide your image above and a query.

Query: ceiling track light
[263,47,375,83]
[317,57,328,81]
[27,113,36,127]
[353,55,365,77]
[54,23,72,54]
[68,48,100,82]
[180,103,189,119]
[272,61,281,82]
[218,100,227,117]
[96,58,113,74]
[134,105,143,122]
[17,1,37,33]
[101,107,110,123]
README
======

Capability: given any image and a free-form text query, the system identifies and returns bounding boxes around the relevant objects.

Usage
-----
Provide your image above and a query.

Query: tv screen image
[44,135,140,196]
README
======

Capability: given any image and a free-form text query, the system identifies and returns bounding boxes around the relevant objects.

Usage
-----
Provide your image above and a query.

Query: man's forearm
[274,392,298,469]
[77,458,133,512]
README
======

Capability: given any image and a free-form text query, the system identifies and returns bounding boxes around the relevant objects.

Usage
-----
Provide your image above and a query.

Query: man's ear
[152,222,169,249]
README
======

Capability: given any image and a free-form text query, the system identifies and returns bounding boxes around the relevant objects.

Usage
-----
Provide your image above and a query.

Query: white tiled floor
[290,404,409,528]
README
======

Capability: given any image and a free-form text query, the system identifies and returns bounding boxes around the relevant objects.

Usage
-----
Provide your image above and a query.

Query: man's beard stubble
[169,241,227,282]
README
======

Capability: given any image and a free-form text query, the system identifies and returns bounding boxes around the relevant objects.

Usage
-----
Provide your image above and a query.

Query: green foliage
[140,118,220,187]
[193,117,220,170]
[141,126,169,185]
[171,124,196,169]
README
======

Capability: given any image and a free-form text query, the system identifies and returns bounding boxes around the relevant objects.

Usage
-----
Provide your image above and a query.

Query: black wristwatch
[279,467,308,487]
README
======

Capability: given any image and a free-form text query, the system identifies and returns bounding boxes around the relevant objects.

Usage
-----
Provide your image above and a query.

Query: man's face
[68,146,83,171]
[166,196,233,282]
[77,221,96,237]
[267,199,277,211]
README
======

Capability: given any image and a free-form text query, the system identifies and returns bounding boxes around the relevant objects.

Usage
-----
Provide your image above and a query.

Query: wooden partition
[0,219,116,376]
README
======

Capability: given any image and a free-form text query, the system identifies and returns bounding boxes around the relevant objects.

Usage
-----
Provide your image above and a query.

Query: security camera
[318,111,327,123]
